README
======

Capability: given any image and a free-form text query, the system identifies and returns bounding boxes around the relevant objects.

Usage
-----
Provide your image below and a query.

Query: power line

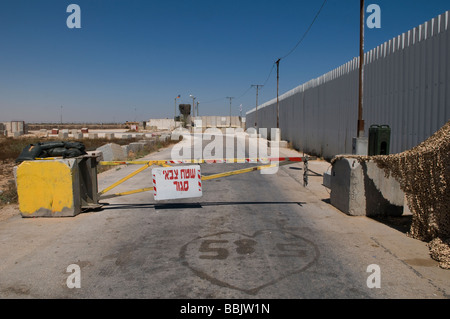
[263,63,276,87]
[196,85,252,106]
[235,85,253,100]
[273,0,328,129]
[279,0,328,61]
[184,1,328,111]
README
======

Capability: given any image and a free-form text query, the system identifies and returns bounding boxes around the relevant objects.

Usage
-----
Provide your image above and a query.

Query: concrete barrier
[158,134,170,143]
[15,157,98,217]
[330,157,404,217]
[96,143,126,161]
[139,139,156,146]
[58,132,69,139]
[122,142,146,157]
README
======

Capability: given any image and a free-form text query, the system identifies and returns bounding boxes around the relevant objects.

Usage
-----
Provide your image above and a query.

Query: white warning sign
[152,165,202,201]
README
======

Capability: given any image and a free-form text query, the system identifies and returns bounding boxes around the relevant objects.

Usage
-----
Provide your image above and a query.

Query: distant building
[125,121,142,131]
[2,121,27,136]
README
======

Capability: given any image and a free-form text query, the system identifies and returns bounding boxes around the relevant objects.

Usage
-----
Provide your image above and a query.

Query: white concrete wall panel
[246,11,450,159]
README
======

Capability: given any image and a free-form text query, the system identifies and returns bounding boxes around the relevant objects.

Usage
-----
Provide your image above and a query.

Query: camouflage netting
[333,120,450,269]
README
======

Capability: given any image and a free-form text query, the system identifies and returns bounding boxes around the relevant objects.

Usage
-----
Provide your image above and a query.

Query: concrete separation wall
[193,116,244,128]
[147,119,176,130]
[245,11,450,160]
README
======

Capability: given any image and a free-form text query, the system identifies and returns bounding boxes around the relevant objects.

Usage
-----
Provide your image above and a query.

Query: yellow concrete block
[16,160,76,217]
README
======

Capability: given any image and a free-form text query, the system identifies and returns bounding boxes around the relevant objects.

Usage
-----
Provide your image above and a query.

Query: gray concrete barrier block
[323,171,331,189]
[129,142,145,153]
[271,128,281,141]
[247,128,258,138]
[73,133,83,139]
[121,144,141,157]
[58,132,68,139]
[96,143,126,161]
[139,139,155,146]
[268,140,287,148]
[89,133,98,139]
[105,133,115,139]
[158,134,170,143]
[330,157,404,217]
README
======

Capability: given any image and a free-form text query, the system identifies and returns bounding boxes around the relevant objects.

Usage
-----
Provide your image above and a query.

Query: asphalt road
[0,131,449,302]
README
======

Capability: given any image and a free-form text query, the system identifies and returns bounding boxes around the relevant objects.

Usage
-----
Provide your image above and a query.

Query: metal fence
[246,11,450,160]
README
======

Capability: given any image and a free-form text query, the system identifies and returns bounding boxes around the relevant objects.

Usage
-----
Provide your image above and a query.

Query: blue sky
[0,0,448,123]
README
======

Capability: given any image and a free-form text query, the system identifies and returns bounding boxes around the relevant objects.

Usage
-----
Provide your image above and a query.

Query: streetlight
[189,94,196,117]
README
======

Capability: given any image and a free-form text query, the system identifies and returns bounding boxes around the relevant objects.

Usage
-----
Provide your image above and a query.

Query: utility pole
[276,59,280,129]
[60,106,63,124]
[251,84,263,129]
[174,95,180,129]
[226,97,234,127]
[196,101,199,117]
[174,98,177,120]
[358,0,365,138]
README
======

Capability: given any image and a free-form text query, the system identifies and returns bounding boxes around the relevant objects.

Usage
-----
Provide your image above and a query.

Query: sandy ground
[0,158,19,222]
[0,204,19,222]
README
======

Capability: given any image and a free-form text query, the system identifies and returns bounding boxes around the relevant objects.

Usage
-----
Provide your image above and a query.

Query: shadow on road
[100,201,306,211]
[370,215,413,234]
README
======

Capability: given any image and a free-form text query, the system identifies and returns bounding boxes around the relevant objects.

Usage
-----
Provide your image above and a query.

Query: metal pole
[226,97,234,127]
[174,97,177,129]
[358,0,365,137]
[256,88,258,128]
[252,84,263,129]
[276,59,280,129]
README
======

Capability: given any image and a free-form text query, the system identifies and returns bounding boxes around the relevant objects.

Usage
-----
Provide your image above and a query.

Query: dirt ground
[0,159,20,222]
[0,160,15,188]
[0,203,20,222]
